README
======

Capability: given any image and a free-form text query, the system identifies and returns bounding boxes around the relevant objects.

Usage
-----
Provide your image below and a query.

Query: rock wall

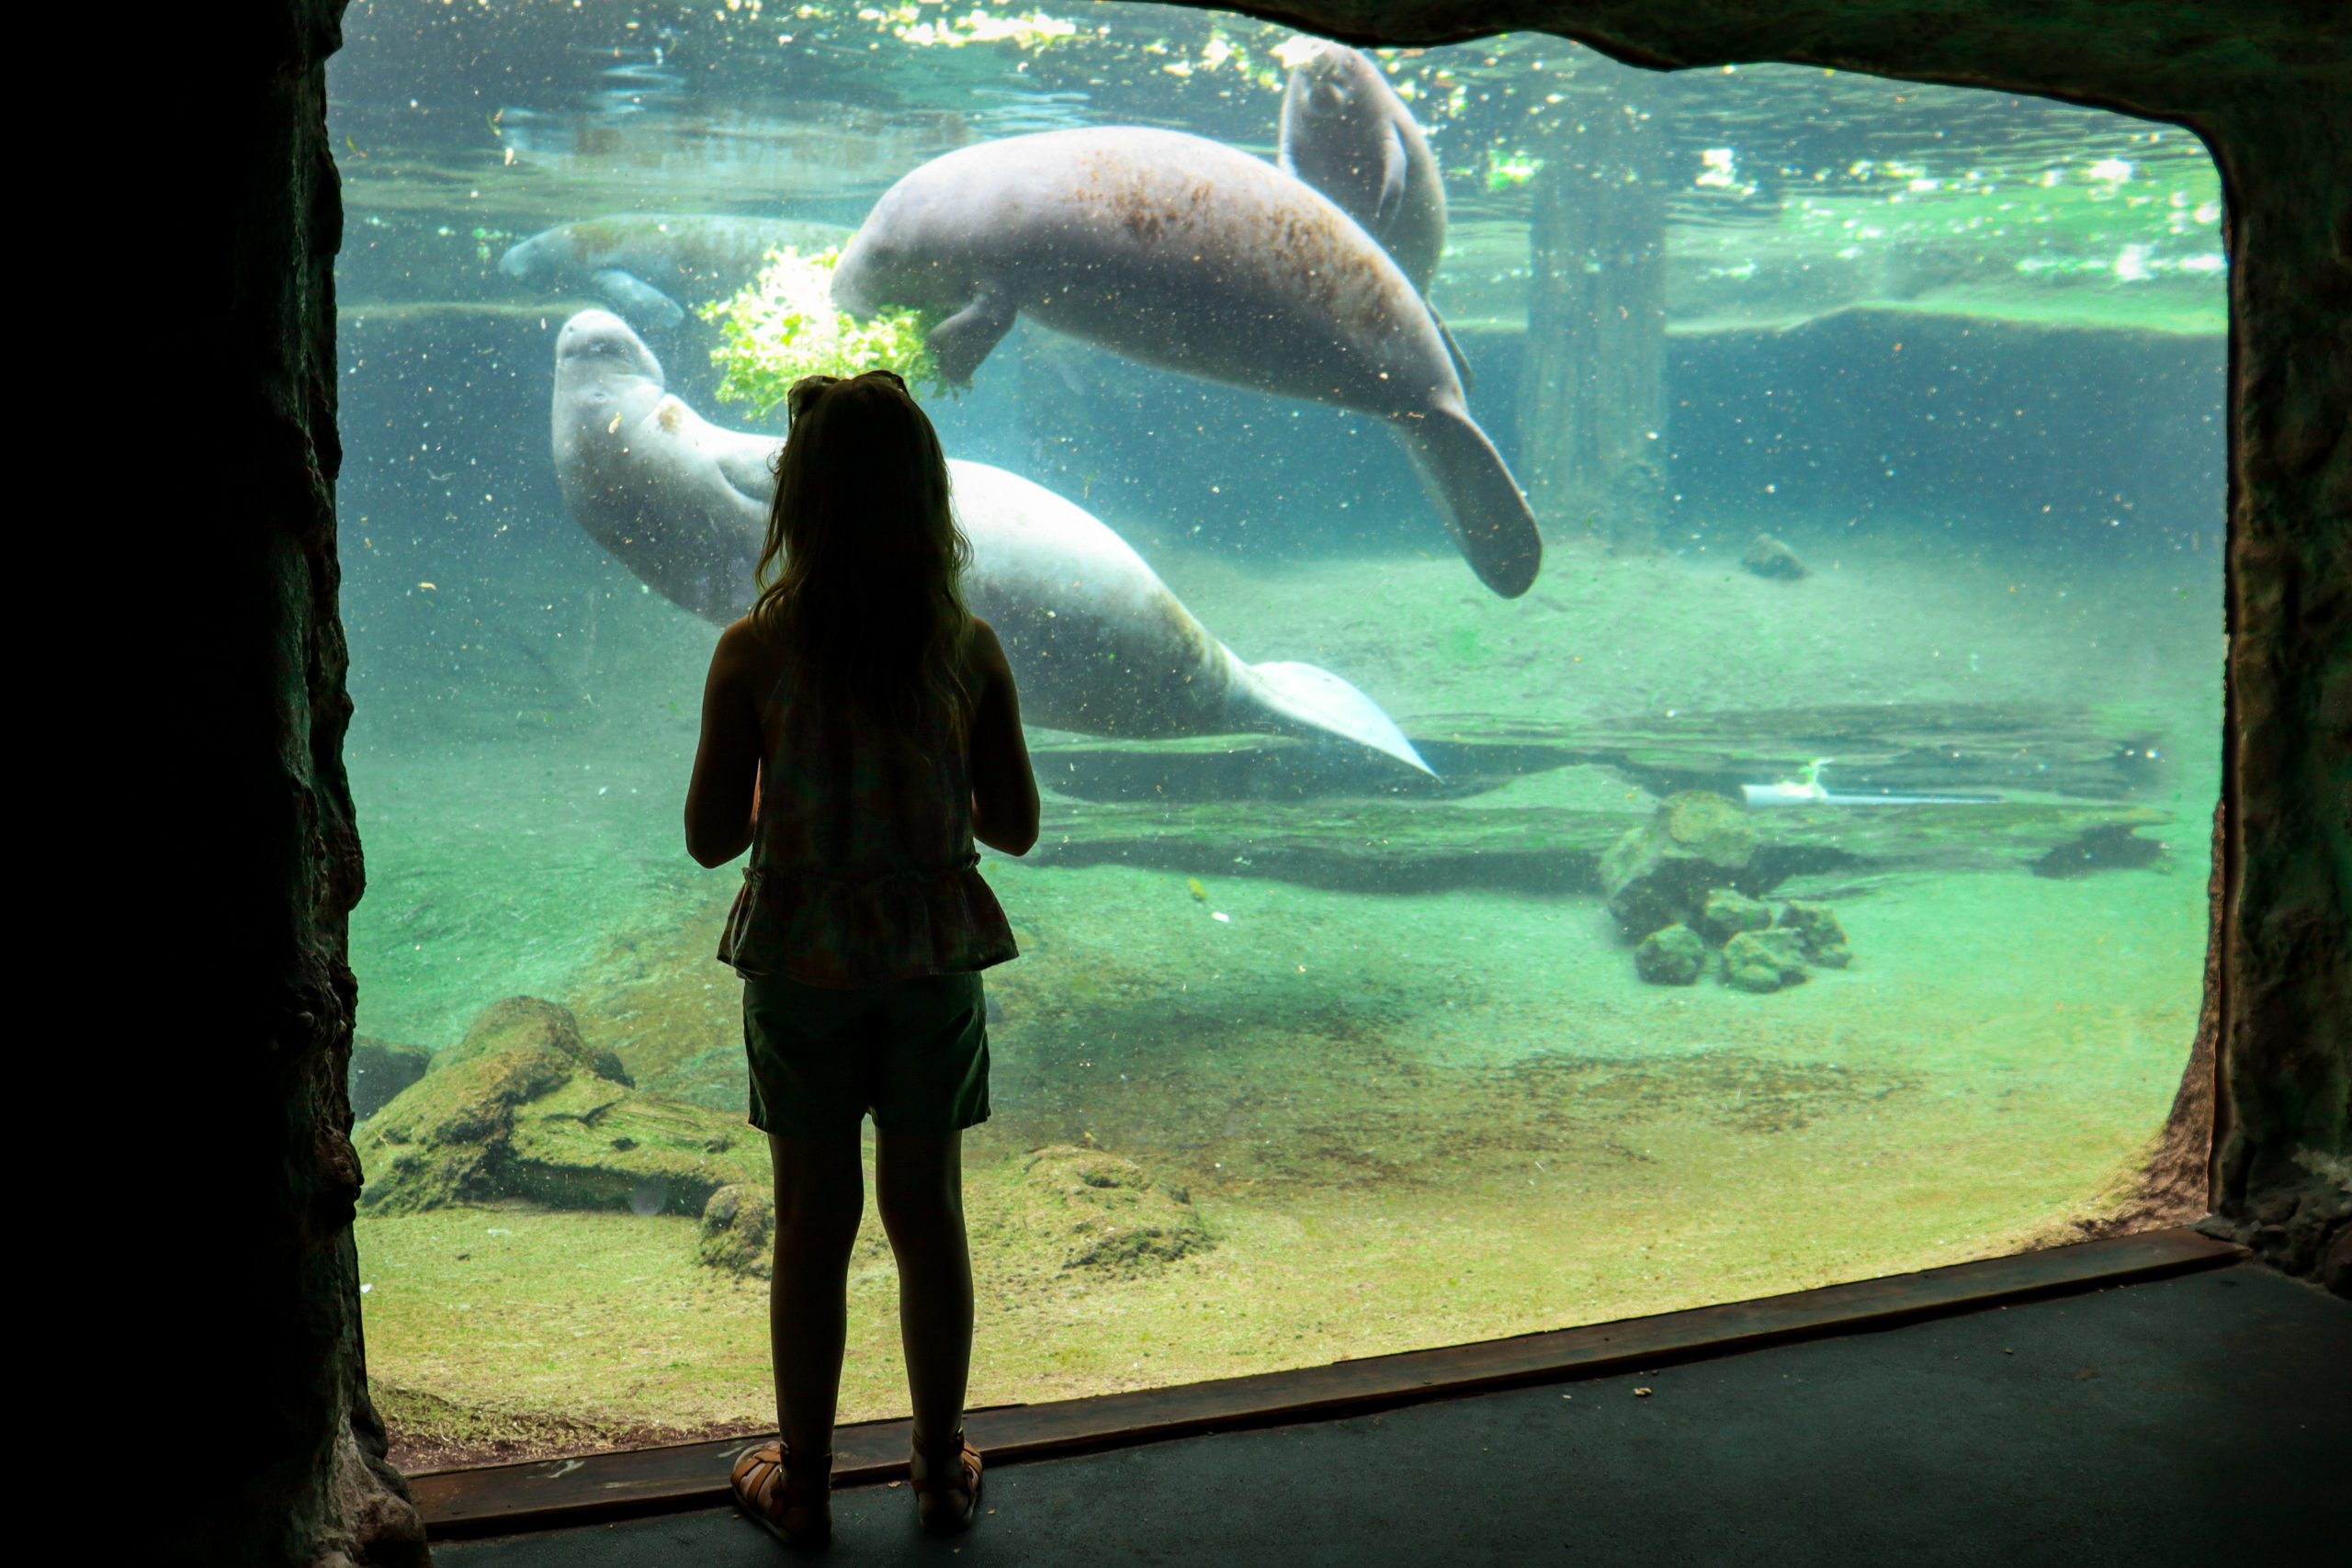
[190,2,425,1564]
[2201,89,2351,1292]
[207,0,2344,1559]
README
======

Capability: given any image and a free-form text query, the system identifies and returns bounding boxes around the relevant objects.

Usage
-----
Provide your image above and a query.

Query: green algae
[356,999,767,1217]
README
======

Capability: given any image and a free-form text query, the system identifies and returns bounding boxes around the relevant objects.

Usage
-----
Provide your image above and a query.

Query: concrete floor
[440,1263,2347,1567]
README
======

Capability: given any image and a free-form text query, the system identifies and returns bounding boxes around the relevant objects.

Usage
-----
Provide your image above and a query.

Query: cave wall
[195,2,426,1564]
[2199,83,2351,1288]
[204,1,2343,1562]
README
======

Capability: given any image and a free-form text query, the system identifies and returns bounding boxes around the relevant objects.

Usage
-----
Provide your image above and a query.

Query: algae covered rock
[1742,532,1810,581]
[1600,790,1758,936]
[1661,790,1756,868]
[1724,928,1811,993]
[349,1036,430,1122]
[356,996,760,1216]
[433,996,633,1089]
[1634,924,1708,986]
[696,1183,776,1278]
[1698,888,1774,945]
[1777,901,1853,968]
[1010,1145,1208,1274]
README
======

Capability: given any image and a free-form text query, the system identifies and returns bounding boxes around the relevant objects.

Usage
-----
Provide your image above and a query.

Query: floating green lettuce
[699,246,944,418]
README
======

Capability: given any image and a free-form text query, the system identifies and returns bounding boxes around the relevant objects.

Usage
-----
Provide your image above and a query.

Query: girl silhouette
[686,368,1039,1547]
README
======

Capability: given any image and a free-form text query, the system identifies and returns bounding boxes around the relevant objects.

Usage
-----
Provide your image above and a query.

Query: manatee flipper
[707,425,783,506]
[1229,657,1433,775]
[1430,305,1475,395]
[591,268,687,331]
[927,291,1018,387]
[1375,125,1409,227]
[1396,407,1543,597]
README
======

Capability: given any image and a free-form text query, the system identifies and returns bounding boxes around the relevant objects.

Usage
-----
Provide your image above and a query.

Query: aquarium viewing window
[327,0,2227,1469]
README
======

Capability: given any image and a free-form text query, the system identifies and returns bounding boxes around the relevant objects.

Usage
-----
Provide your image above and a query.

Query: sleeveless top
[716,649,1019,988]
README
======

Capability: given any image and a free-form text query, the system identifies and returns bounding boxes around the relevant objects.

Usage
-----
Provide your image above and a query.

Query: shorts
[742,969,991,1138]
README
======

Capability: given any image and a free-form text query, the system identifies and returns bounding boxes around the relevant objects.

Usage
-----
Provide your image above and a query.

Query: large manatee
[501,214,852,331]
[550,310,1429,773]
[831,127,1541,598]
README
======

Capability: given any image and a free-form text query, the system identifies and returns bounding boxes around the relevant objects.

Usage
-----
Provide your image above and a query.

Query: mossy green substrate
[349,529,2219,1463]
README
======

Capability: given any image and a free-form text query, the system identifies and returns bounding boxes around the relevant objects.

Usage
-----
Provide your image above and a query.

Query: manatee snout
[498,235,544,285]
[1285,39,1354,100]
[828,241,893,319]
[1299,59,1352,110]
[831,223,937,321]
[556,309,664,384]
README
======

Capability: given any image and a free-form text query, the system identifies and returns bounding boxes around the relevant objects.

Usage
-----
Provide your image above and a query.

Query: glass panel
[330,1,2227,1468]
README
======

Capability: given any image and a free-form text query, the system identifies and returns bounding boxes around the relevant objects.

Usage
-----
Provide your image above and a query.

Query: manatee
[500,215,853,331]
[550,310,1430,773]
[831,127,1541,597]
[1278,39,1446,299]
[1276,39,1469,387]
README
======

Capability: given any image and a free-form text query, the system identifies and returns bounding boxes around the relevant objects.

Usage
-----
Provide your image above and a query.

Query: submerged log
[1025,792,2175,896]
[1408,700,2173,803]
[1017,699,2180,894]
[1027,700,2172,807]
[1516,67,1673,553]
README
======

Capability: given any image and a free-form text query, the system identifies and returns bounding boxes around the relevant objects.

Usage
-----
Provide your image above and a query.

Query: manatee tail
[1228,656,1434,775]
[1395,407,1542,597]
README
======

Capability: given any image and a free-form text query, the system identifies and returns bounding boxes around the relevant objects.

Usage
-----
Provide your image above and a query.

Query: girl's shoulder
[715,614,792,694]
[962,615,1010,675]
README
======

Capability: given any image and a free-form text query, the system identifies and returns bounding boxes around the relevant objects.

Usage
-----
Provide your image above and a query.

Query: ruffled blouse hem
[716,863,1020,990]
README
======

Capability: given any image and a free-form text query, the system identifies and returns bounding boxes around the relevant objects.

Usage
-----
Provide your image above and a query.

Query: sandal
[731,1440,832,1550]
[910,1429,984,1536]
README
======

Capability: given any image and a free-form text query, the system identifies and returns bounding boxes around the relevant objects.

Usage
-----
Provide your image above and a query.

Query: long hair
[752,370,974,737]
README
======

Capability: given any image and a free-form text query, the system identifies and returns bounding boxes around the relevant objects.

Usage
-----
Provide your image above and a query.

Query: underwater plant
[700,245,944,415]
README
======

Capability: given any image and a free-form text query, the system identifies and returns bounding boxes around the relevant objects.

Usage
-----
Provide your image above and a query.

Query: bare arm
[684,619,767,868]
[966,618,1040,856]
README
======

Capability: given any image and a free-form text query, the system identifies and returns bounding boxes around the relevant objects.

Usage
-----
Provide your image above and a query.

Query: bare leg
[767,1131,866,1463]
[875,1129,974,1458]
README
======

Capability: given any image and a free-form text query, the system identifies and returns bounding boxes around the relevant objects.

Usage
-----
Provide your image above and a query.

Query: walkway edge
[410,1225,2245,1539]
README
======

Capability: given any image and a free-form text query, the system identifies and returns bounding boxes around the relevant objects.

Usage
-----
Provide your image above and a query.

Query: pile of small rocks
[1637,897,1850,992]
[1601,790,1853,992]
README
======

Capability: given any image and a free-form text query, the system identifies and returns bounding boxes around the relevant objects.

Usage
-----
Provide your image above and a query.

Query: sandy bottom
[345,525,2221,1467]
